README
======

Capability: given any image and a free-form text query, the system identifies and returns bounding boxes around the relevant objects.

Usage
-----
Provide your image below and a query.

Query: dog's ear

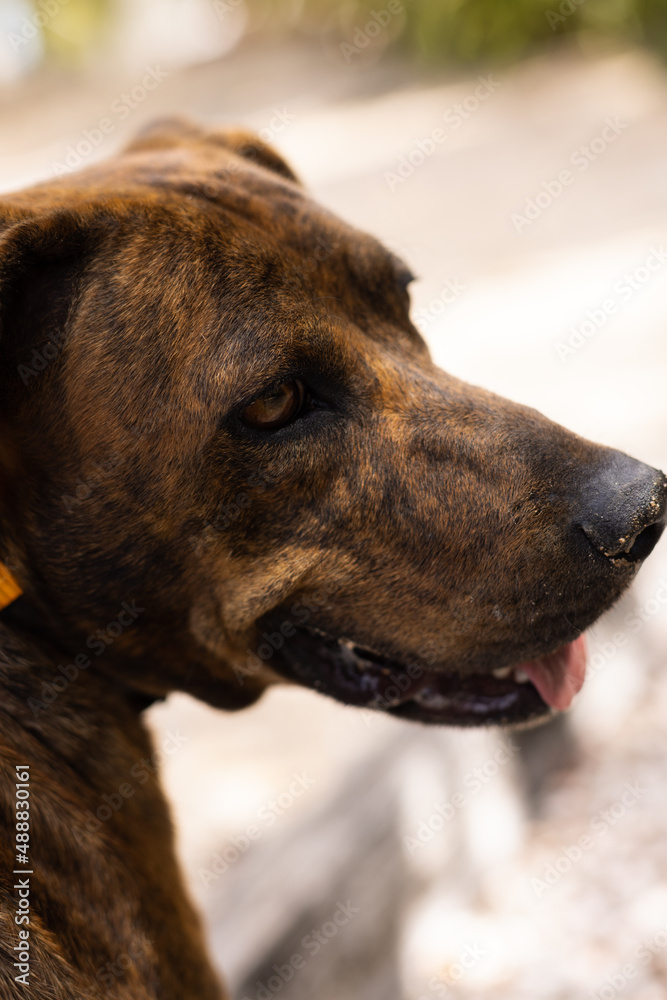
[126,116,301,184]
[0,207,113,578]
[0,208,110,407]
[0,207,114,573]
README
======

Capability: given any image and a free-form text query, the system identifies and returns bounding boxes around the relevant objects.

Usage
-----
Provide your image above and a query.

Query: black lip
[275,625,552,728]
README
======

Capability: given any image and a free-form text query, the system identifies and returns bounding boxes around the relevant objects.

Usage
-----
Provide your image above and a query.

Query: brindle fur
[0,119,660,998]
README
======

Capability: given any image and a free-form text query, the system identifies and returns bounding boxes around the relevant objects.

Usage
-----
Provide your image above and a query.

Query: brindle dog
[0,119,665,999]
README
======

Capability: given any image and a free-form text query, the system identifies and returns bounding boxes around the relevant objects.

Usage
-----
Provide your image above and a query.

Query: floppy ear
[0,209,111,581]
[0,208,110,409]
[126,116,301,184]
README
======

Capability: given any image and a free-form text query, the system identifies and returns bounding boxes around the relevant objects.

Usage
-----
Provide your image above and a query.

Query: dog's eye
[241,380,306,430]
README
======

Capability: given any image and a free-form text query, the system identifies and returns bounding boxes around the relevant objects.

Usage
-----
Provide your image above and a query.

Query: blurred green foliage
[251,0,667,64]
[34,0,667,68]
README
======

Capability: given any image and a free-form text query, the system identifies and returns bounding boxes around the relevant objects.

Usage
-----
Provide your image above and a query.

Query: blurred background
[4,1,667,997]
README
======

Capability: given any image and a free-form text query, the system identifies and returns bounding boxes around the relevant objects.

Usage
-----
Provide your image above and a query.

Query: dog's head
[0,118,665,726]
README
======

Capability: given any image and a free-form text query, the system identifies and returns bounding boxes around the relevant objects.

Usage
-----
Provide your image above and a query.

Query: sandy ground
[4,37,667,999]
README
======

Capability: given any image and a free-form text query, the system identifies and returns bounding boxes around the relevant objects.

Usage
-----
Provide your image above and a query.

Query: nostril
[580,512,666,562]
[626,520,665,562]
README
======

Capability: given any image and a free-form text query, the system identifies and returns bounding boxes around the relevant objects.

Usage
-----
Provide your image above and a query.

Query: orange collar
[0,562,22,611]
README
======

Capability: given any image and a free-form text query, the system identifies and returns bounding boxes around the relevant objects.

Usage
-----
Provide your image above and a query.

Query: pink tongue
[521,636,588,711]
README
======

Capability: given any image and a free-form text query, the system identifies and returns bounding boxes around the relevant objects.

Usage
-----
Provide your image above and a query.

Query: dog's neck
[0,563,160,714]
[0,594,161,715]
[0,616,226,1000]
[0,560,269,714]
[0,535,225,997]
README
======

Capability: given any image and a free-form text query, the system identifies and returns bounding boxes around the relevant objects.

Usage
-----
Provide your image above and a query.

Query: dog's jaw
[268,624,587,727]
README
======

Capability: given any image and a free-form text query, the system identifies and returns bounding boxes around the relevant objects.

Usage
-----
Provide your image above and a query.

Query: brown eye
[241,380,305,430]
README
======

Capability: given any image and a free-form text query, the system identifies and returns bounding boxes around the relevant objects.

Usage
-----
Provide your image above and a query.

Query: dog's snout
[577,455,667,563]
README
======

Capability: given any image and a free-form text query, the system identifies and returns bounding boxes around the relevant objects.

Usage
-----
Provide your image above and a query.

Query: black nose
[577,454,667,562]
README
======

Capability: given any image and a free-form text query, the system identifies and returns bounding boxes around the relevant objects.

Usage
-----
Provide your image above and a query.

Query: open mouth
[277,627,588,727]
